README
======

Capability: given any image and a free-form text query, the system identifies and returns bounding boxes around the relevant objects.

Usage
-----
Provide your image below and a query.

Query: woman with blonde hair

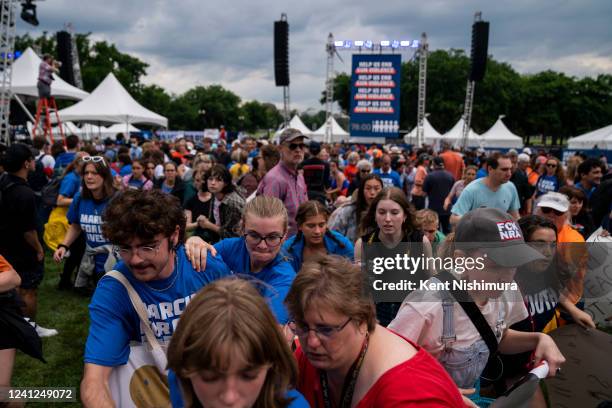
[167,278,308,407]
[287,255,464,407]
[186,195,296,325]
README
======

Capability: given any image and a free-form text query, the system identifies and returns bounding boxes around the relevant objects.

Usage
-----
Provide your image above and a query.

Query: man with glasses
[80,189,231,407]
[257,128,308,237]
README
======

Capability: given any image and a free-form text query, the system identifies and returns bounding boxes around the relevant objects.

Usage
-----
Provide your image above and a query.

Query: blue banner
[349,54,401,138]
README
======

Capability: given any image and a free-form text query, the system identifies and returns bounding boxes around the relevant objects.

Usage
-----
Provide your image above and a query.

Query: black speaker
[274,20,289,87]
[56,31,75,86]
[469,21,489,82]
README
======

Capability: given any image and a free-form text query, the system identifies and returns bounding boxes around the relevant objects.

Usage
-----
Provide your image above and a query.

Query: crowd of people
[0,127,611,407]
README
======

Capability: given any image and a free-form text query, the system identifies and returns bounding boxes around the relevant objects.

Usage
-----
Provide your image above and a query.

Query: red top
[295,330,465,407]
[344,164,358,185]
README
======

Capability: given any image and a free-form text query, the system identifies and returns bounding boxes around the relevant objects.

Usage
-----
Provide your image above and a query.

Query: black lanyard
[319,333,369,408]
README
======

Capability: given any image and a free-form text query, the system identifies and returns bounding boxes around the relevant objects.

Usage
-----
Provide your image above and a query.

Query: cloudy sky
[17,0,612,111]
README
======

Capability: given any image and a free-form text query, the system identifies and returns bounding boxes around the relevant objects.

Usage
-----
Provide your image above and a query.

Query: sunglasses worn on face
[541,207,564,216]
[288,143,306,151]
[547,163,557,168]
[81,156,107,167]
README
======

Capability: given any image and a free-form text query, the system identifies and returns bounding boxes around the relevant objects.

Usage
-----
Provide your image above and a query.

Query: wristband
[58,244,70,250]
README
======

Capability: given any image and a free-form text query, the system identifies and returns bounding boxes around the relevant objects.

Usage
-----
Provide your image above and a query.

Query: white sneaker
[28,320,59,337]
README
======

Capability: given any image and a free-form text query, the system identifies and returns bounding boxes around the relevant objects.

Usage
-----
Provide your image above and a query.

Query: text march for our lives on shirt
[84,246,231,367]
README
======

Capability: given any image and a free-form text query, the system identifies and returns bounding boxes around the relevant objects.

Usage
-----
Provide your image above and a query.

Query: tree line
[16,33,612,144]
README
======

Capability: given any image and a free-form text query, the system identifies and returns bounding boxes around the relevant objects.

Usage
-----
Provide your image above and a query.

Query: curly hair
[102,189,186,245]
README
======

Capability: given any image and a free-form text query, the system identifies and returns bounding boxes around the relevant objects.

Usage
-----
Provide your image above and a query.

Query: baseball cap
[454,208,543,267]
[523,147,532,155]
[433,157,444,167]
[391,146,401,154]
[309,141,321,155]
[536,192,569,213]
[279,128,308,145]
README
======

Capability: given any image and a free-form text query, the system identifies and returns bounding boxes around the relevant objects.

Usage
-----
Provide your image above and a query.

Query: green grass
[11,253,89,407]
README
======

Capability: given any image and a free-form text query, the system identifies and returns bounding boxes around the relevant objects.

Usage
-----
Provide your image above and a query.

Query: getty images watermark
[361,241,612,306]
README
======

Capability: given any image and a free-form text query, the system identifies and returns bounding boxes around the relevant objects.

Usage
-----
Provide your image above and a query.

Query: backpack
[28,156,49,193]
[41,176,63,208]
[0,173,16,208]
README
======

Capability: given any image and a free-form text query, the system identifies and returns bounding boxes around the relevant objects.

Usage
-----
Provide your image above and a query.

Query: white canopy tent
[404,117,444,145]
[310,117,349,143]
[57,73,168,127]
[479,117,524,149]
[273,115,312,142]
[11,48,89,100]
[567,124,612,150]
[442,118,482,148]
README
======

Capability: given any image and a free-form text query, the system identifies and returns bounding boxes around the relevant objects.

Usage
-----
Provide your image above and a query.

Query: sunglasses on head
[288,142,306,151]
[541,207,564,216]
[81,156,107,167]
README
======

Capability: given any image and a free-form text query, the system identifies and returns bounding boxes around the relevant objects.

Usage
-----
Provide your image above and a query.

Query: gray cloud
[15,0,612,111]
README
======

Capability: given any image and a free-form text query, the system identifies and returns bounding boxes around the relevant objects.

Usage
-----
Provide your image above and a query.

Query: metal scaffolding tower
[415,32,428,148]
[324,33,335,144]
[0,0,16,146]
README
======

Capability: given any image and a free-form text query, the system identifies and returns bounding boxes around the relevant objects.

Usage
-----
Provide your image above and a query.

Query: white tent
[479,117,524,149]
[567,124,612,150]
[310,117,350,143]
[104,123,141,135]
[273,115,312,141]
[11,48,89,100]
[57,73,168,127]
[442,118,482,148]
[404,117,444,145]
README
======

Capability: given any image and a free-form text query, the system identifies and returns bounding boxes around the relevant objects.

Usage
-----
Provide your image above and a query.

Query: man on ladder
[34,54,64,142]
[37,54,59,100]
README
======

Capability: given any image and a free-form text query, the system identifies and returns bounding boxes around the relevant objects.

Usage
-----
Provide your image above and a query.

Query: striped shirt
[257,161,307,237]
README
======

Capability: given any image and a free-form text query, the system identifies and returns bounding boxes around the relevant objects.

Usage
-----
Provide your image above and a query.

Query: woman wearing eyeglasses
[167,278,309,408]
[286,255,464,407]
[53,156,118,288]
[533,157,565,199]
[282,201,354,273]
[187,195,296,325]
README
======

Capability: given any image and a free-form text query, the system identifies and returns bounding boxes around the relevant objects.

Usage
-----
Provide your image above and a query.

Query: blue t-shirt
[535,175,560,197]
[373,168,403,188]
[282,230,354,273]
[575,182,596,200]
[476,167,488,179]
[67,192,111,274]
[54,151,76,170]
[168,370,309,408]
[58,170,80,198]
[119,164,132,177]
[451,178,520,216]
[84,246,231,367]
[214,237,295,324]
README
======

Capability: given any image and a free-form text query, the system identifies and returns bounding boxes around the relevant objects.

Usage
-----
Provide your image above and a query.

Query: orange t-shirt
[439,151,464,181]
[0,255,12,273]
[557,224,587,304]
